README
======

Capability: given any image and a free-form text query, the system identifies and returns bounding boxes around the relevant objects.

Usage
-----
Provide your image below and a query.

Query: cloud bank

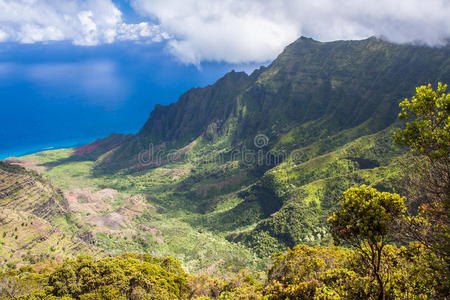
[0,0,167,45]
[132,0,450,64]
[0,0,449,64]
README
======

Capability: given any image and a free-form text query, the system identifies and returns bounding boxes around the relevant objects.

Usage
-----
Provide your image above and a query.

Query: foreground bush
[187,269,263,299]
[5,253,188,299]
[0,246,444,299]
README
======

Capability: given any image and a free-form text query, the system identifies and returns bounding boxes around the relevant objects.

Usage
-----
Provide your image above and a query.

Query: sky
[0,0,449,158]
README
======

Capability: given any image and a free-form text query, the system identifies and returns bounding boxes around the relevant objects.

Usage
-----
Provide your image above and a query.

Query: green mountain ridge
[86,36,449,172]
[2,36,449,272]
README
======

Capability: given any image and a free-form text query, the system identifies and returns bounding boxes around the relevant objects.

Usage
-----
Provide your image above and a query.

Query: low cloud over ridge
[0,0,449,64]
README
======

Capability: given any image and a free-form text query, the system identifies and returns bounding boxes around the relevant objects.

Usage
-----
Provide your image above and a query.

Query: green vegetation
[394,82,450,295]
[0,161,101,267]
[1,35,449,298]
[1,254,188,299]
[45,254,187,299]
[0,240,444,298]
[4,146,261,274]
[394,82,449,159]
[328,186,406,299]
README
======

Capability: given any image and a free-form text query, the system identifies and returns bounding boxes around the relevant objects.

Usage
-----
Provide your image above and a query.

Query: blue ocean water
[0,42,261,160]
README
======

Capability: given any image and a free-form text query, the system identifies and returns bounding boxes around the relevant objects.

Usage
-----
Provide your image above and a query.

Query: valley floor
[5,148,262,273]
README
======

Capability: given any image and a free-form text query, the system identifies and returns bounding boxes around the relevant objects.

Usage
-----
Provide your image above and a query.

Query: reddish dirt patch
[4,159,47,173]
[196,172,246,197]
[93,188,118,199]
[74,142,102,156]
[87,212,125,229]
[67,190,155,240]
[138,224,164,244]
[161,168,191,179]
[65,188,114,215]
[73,134,127,156]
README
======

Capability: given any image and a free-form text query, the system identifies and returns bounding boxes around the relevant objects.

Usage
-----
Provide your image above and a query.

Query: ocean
[0,42,259,160]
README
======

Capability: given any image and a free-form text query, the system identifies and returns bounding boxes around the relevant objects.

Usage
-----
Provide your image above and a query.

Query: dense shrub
[17,253,189,299]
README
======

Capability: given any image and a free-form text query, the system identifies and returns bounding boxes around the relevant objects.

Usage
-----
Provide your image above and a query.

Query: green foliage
[328,185,406,245]
[394,82,449,160]
[1,243,445,299]
[328,186,406,299]
[393,82,450,297]
[265,245,350,299]
[237,200,327,257]
[263,243,441,299]
[3,39,449,294]
[43,254,188,299]
[188,269,264,299]
[230,127,405,255]
[5,39,448,272]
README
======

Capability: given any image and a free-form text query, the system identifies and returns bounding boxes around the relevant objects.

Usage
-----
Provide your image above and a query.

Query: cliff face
[140,36,450,141]
[88,36,448,172]
[232,36,449,147]
[139,70,256,143]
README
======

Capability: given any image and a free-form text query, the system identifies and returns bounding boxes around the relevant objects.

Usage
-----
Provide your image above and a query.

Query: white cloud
[131,0,450,64]
[131,0,300,64]
[117,22,169,42]
[0,0,449,64]
[0,0,166,45]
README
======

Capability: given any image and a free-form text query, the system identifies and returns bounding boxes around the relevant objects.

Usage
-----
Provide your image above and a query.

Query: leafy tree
[187,269,264,299]
[265,245,351,299]
[393,82,449,160]
[0,274,35,299]
[44,254,188,299]
[393,82,450,297]
[328,185,406,300]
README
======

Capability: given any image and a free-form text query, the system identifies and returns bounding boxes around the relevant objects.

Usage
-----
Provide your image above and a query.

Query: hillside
[0,162,102,268]
[89,36,449,172]
[2,36,449,272]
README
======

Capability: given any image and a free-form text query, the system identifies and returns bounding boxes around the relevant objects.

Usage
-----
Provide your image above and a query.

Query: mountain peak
[91,36,449,173]
[298,36,318,42]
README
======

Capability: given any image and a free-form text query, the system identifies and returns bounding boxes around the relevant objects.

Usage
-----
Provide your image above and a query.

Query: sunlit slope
[0,162,102,267]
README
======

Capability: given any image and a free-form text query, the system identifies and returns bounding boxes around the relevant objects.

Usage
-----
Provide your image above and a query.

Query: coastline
[0,138,95,160]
